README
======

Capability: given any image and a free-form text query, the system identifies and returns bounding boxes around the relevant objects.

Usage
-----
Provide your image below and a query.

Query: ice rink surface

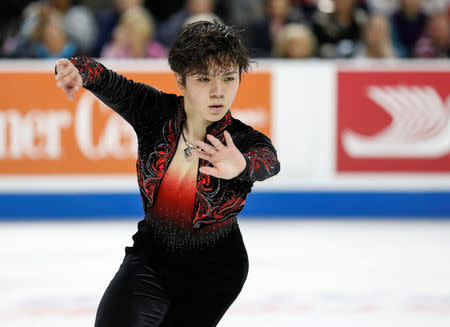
[1,219,450,327]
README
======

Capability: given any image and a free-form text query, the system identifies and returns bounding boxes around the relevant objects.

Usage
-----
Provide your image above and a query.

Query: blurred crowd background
[0,0,449,60]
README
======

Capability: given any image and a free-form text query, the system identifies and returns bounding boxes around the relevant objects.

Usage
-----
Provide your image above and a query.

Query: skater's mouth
[208,105,224,114]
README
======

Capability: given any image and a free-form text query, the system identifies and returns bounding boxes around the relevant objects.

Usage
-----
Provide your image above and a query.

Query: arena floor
[1,219,450,327]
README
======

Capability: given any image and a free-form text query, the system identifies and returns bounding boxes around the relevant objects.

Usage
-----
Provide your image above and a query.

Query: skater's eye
[198,77,210,82]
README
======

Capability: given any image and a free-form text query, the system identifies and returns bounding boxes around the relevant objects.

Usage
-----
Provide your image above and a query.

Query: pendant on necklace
[184,147,192,157]
[181,130,199,158]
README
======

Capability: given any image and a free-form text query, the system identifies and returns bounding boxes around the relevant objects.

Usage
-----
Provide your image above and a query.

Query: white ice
[1,219,450,327]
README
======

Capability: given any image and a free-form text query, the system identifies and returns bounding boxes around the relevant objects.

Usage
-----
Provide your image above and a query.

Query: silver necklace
[181,130,200,157]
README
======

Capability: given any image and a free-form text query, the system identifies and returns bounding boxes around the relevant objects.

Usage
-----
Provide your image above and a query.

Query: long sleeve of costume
[234,128,280,183]
[67,55,167,130]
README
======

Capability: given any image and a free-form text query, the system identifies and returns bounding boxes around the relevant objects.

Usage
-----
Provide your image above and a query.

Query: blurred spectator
[0,1,34,56]
[29,8,76,57]
[208,0,232,24]
[294,0,367,19]
[368,0,449,16]
[37,0,96,55]
[312,0,369,58]
[413,12,450,58]
[246,0,305,57]
[390,0,427,57]
[95,0,145,57]
[101,6,166,58]
[211,0,265,26]
[226,0,315,27]
[366,0,399,15]
[158,0,217,48]
[223,0,264,26]
[63,1,98,55]
[35,11,76,57]
[272,23,316,58]
[292,0,319,21]
[3,0,96,57]
[421,0,449,15]
[4,1,46,57]
[356,14,394,58]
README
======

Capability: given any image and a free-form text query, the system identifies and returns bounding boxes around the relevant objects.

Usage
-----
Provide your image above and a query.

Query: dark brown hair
[168,20,251,85]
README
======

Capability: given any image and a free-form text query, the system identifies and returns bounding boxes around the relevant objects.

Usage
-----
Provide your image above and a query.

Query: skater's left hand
[192,131,246,180]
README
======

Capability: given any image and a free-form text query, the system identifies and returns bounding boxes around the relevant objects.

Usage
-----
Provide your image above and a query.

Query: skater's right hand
[55,58,82,101]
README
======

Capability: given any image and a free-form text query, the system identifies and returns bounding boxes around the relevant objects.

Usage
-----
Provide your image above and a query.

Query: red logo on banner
[337,71,450,172]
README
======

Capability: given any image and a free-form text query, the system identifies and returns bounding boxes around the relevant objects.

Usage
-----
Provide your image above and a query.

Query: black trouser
[94,229,249,327]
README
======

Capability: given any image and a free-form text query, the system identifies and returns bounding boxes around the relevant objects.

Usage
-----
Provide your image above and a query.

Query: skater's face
[176,62,240,124]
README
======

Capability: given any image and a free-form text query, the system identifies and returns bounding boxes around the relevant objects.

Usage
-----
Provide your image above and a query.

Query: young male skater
[55,20,280,326]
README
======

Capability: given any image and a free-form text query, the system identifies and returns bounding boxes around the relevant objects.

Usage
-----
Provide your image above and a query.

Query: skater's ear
[175,73,185,92]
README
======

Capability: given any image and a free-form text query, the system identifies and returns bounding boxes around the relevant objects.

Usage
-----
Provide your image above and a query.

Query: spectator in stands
[272,23,316,58]
[246,0,304,57]
[224,0,313,27]
[421,0,449,15]
[291,0,318,22]
[62,0,98,56]
[5,0,96,57]
[29,9,76,57]
[0,1,34,57]
[158,0,218,48]
[390,0,427,57]
[368,0,448,16]
[366,0,398,15]
[101,6,166,58]
[38,0,96,55]
[225,0,265,26]
[95,0,145,57]
[356,14,395,58]
[311,0,368,58]
[413,12,449,58]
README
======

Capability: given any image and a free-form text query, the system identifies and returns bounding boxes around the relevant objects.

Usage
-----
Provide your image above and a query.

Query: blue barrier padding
[241,191,450,217]
[0,191,449,220]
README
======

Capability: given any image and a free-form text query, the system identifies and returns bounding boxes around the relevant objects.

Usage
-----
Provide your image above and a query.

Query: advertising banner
[0,69,271,175]
[1,61,449,218]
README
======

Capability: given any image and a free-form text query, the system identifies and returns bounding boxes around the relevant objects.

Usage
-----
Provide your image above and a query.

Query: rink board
[0,60,449,219]
[0,191,449,219]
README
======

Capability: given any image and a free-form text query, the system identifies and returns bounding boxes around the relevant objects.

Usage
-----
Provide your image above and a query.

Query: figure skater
[55,20,280,327]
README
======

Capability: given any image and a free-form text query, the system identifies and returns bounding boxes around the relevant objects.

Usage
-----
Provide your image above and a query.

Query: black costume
[68,56,280,326]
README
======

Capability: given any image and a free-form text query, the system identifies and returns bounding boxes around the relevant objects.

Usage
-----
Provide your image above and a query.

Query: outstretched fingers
[223,130,234,146]
[197,140,216,154]
[206,134,225,150]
